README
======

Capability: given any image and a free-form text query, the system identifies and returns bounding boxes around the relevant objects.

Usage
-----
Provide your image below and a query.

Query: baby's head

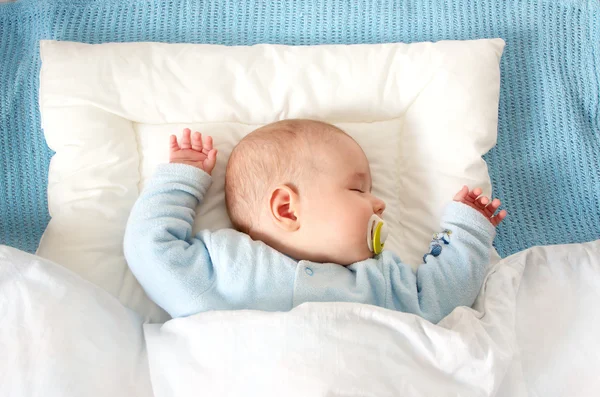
[225,119,386,265]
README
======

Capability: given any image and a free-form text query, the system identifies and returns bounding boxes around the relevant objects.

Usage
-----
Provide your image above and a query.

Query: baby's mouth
[369,220,377,240]
[367,214,388,255]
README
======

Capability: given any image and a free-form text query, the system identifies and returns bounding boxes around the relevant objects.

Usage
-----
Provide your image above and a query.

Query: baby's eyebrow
[351,171,372,191]
[351,171,366,181]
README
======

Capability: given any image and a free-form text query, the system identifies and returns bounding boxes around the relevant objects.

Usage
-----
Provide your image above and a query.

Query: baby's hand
[169,128,218,175]
[453,186,507,226]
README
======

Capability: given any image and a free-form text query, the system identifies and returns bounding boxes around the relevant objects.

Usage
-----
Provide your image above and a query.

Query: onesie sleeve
[384,201,496,323]
[123,163,216,317]
[123,163,297,318]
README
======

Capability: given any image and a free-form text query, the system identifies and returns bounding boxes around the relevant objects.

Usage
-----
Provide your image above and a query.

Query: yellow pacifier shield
[372,222,385,254]
[367,214,388,255]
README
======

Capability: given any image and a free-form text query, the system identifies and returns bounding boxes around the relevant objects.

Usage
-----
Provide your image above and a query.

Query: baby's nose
[374,198,386,215]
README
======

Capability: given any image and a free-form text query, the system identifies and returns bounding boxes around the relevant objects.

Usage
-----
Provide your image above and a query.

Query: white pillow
[0,245,152,397]
[38,39,504,320]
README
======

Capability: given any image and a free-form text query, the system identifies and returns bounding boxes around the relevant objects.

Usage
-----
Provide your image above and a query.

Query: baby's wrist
[169,159,212,175]
[155,163,213,199]
[443,202,497,240]
[459,202,493,225]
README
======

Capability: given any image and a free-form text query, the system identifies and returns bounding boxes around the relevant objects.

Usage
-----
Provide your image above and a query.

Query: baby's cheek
[348,216,369,249]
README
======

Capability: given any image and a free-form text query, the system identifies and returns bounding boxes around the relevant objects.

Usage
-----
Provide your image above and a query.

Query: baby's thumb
[453,185,468,201]
[208,149,218,165]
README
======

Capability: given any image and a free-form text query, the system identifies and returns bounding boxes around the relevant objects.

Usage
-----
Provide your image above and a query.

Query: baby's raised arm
[123,129,296,317]
[379,187,504,323]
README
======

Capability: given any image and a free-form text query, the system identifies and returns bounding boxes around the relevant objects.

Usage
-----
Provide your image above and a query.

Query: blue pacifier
[367,214,389,255]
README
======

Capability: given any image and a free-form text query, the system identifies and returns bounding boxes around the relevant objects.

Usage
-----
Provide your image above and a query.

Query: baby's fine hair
[225,119,347,234]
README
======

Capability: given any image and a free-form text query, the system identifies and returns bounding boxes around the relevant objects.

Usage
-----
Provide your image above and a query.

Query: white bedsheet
[1,240,599,396]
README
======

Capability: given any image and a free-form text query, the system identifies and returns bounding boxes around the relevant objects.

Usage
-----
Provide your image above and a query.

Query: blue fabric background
[0,0,598,257]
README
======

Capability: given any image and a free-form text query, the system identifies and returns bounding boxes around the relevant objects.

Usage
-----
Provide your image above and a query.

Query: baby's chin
[330,250,374,266]
[282,245,374,266]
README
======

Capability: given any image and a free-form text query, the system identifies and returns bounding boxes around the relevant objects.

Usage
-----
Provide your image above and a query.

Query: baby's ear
[269,185,300,232]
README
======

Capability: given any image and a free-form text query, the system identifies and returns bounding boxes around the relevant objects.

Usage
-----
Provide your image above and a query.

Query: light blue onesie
[124,163,496,323]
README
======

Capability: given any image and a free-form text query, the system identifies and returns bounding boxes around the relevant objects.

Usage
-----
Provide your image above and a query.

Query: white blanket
[497,239,600,397]
[143,257,520,396]
[1,240,599,396]
[0,247,152,397]
[143,240,600,397]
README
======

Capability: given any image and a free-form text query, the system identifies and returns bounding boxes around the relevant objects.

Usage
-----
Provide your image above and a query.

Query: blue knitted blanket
[0,0,598,257]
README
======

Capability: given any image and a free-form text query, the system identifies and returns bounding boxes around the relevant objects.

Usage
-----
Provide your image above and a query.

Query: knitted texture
[0,0,599,256]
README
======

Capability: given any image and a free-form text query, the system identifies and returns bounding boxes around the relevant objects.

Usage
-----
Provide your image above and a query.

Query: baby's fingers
[191,131,203,152]
[202,149,218,175]
[202,135,213,153]
[491,209,508,226]
[484,198,501,217]
[465,187,483,204]
[180,128,192,150]
[208,148,217,163]
[169,135,180,152]
[476,195,490,210]
[453,185,469,202]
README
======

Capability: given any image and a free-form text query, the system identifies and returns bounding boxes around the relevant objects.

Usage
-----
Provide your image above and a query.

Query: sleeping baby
[124,119,507,323]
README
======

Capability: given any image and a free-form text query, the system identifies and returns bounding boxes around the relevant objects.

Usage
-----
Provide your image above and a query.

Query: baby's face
[299,135,386,265]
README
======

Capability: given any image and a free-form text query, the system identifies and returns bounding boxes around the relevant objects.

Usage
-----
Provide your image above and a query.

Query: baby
[124,119,507,323]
